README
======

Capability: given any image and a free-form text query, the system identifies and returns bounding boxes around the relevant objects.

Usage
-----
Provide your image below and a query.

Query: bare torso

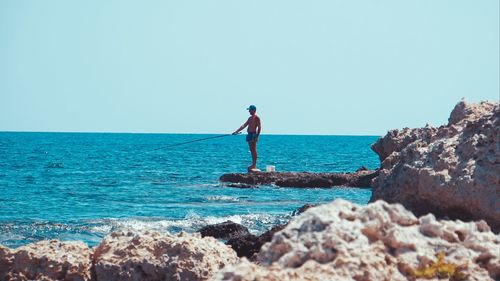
[247,115,260,133]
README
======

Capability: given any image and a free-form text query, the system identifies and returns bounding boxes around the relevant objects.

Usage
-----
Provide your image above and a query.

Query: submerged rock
[370,100,500,232]
[214,199,500,281]
[0,240,92,281]
[93,229,239,281]
[220,169,377,188]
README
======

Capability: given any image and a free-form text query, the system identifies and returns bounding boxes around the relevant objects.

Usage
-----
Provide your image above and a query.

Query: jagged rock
[371,124,438,162]
[0,245,14,281]
[220,169,377,188]
[0,240,92,281]
[370,100,500,233]
[93,229,239,281]
[213,199,500,281]
[199,221,251,240]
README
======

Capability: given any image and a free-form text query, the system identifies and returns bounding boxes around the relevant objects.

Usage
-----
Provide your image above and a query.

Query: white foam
[87,212,291,236]
[205,195,240,202]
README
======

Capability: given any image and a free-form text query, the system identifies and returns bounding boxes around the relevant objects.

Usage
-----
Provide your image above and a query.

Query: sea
[0,132,380,248]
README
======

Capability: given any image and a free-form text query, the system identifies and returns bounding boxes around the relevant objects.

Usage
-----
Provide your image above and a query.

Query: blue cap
[247,105,257,111]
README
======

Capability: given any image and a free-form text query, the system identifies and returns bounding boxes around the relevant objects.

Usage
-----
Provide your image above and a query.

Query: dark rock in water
[198,204,320,259]
[257,224,287,245]
[226,234,261,259]
[199,221,251,240]
[198,221,258,258]
[226,224,290,259]
[220,170,378,188]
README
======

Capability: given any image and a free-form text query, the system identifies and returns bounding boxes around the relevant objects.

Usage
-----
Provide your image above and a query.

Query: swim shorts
[246,133,258,142]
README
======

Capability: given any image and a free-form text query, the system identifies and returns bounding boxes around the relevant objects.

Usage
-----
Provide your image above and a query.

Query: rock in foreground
[0,240,92,281]
[220,169,377,188]
[370,100,500,232]
[214,199,500,281]
[93,229,239,281]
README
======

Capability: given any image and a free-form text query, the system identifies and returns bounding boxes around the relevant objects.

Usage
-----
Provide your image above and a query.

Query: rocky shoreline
[1,100,499,281]
[220,168,378,188]
[1,200,498,281]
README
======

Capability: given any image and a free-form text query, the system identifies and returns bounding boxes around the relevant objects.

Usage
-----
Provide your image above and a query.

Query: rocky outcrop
[220,169,377,188]
[0,240,92,281]
[93,229,239,281]
[370,100,500,232]
[214,199,500,281]
[371,124,438,162]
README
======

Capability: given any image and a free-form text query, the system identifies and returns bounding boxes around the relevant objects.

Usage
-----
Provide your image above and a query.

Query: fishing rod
[151,133,240,152]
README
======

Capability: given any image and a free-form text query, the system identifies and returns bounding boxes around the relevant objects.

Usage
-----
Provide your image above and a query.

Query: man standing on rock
[233,105,262,172]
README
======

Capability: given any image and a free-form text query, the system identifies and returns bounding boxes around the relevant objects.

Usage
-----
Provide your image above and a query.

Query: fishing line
[149,133,240,152]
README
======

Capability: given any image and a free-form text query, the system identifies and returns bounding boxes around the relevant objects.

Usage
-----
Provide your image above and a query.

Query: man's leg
[249,141,257,168]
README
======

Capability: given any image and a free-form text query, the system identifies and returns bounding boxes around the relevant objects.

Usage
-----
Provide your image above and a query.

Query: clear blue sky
[1,0,498,135]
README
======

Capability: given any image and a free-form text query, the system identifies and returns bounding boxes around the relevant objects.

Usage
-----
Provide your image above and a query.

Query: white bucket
[266,165,276,172]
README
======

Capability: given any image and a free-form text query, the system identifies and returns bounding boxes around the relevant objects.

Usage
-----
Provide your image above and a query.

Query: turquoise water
[0,132,380,248]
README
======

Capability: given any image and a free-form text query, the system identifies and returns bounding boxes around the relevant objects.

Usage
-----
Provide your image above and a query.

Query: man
[233,105,262,172]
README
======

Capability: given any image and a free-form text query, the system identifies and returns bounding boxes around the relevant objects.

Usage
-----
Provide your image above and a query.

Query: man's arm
[232,119,249,135]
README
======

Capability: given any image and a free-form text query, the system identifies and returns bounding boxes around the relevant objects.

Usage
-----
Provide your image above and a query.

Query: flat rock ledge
[219,168,378,188]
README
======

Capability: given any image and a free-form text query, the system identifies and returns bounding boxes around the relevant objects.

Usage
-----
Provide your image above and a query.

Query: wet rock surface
[220,169,378,188]
[214,199,500,281]
[199,221,252,240]
[370,100,500,232]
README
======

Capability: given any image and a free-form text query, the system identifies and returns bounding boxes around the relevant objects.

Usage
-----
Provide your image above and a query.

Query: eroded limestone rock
[93,229,239,281]
[214,200,500,281]
[371,100,500,232]
[0,240,92,281]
